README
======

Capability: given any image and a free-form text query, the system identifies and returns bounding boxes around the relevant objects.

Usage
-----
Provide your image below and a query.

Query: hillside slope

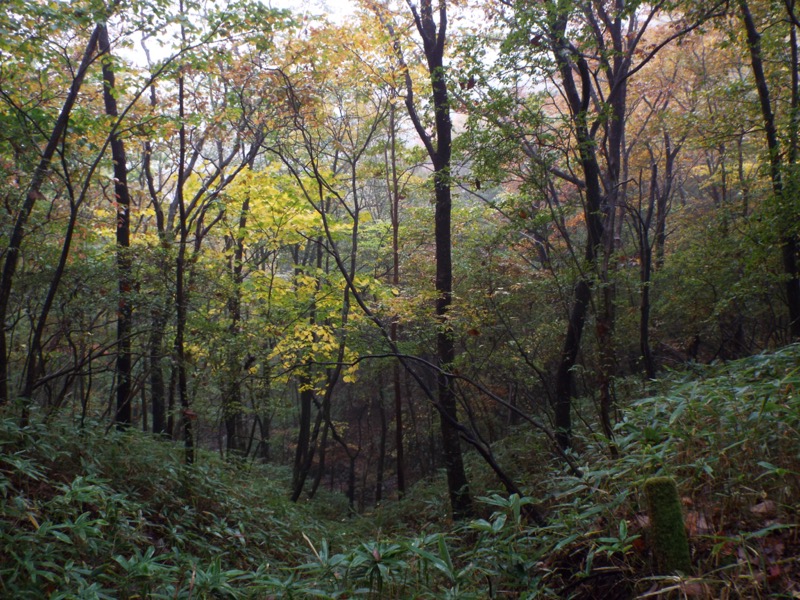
[2,345,799,598]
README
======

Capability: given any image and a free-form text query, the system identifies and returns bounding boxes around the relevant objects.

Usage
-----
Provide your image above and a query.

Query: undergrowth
[1,344,798,598]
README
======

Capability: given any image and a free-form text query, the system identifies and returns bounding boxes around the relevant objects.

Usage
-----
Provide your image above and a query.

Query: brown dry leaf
[632,513,650,528]
[766,539,785,557]
[750,500,777,517]
[631,537,648,553]
[685,511,713,536]
[681,581,709,597]
[768,564,782,582]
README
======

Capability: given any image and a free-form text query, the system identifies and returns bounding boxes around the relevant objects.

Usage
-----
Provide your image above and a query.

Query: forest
[1,0,799,597]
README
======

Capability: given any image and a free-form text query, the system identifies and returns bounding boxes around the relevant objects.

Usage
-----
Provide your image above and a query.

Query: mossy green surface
[643,476,692,574]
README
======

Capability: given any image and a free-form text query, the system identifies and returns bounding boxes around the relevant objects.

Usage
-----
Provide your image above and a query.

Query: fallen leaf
[766,540,785,557]
[750,500,777,517]
[632,513,650,528]
[685,511,712,536]
[680,582,708,597]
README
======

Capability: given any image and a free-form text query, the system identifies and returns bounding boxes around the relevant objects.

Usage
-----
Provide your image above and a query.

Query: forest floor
[1,344,799,598]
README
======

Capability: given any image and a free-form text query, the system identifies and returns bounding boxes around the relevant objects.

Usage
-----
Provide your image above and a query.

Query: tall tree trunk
[148,305,168,435]
[167,361,177,438]
[388,102,406,498]
[141,78,170,436]
[347,453,357,512]
[640,164,658,380]
[292,382,314,493]
[595,9,629,450]
[787,0,800,339]
[548,9,605,450]
[368,0,474,517]
[375,384,388,505]
[291,238,320,498]
[98,23,134,428]
[785,0,800,339]
[407,0,471,519]
[291,399,324,502]
[654,133,678,270]
[554,279,592,450]
[256,412,271,461]
[224,163,253,457]
[175,8,193,463]
[308,422,329,500]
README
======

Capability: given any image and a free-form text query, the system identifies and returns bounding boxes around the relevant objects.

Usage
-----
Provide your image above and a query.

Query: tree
[466,0,726,450]
[98,21,134,428]
[398,0,471,518]
[738,0,800,339]
[0,1,177,417]
[0,21,102,406]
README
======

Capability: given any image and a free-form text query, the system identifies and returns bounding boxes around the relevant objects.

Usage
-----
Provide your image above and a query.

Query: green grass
[1,344,799,598]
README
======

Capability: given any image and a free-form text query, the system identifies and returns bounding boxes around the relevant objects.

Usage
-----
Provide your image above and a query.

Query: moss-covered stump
[643,476,692,574]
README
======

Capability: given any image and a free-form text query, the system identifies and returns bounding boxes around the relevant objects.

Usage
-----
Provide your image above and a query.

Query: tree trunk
[388,102,406,497]
[640,164,658,380]
[548,9,605,449]
[292,379,314,495]
[98,23,134,429]
[291,400,324,502]
[224,172,252,457]
[141,76,170,436]
[407,0,472,520]
[256,412,271,461]
[375,386,387,505]
[148,306,168,435]
[554,278,592,450]
[308,422,330,500]
[654,132,677,270]
[175,49,193,464]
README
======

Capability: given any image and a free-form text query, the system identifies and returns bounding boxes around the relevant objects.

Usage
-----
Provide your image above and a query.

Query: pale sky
[268,0,357,21]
